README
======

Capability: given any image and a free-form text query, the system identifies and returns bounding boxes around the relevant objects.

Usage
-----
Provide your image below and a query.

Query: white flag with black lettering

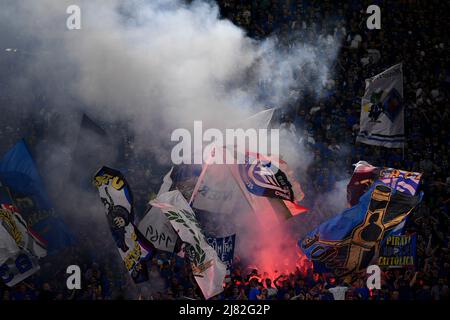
[357,63,404,148]
[137,168,178,252]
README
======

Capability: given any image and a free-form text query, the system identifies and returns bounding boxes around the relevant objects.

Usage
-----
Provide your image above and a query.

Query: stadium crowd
[0,0,448,300]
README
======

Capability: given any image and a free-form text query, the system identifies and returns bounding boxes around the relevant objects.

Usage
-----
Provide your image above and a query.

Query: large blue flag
[299,182,422,277]
[0,140,75,253]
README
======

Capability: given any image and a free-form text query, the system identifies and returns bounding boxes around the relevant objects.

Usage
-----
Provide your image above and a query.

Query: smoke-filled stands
[0,0,448,300]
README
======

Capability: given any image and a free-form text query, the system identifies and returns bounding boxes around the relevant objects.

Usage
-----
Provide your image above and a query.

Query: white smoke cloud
[0,0,345,286]
[1,0,340,153]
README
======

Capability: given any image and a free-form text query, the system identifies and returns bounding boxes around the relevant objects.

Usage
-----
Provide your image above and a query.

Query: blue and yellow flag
[299,182,422,277]
[378,234,417,268]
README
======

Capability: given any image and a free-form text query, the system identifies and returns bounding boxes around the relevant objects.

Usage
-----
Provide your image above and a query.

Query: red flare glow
[240,206,311,282]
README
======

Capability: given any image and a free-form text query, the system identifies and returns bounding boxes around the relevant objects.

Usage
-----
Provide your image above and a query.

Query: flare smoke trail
[0,0,344,289]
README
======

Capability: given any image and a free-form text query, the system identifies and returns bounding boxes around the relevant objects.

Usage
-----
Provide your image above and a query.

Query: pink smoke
[237,206,311,281]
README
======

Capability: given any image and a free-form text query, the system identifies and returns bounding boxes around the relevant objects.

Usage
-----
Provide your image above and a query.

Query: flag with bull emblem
[357,63,404,148]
